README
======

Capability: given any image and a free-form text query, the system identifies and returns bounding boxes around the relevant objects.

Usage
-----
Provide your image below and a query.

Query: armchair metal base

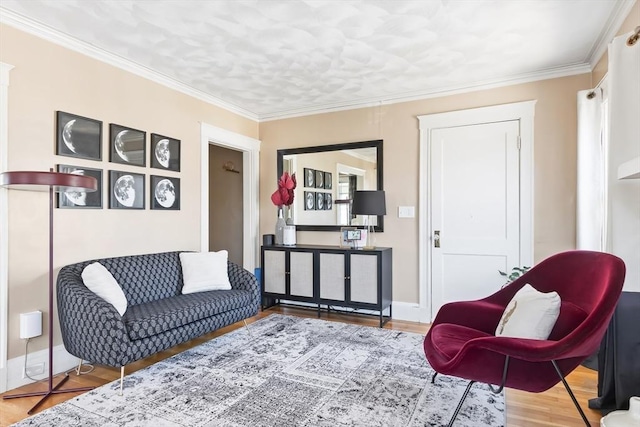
[438,358,589,427]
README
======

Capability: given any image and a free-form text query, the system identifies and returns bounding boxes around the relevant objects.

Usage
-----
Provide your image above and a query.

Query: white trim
[0,61,14,393]
[200,123,260,272]
[587,0,638,69]
[390,301,430,324]
[0,7,258,121]
[418,100,536,321]
[5,344,78,392]
[259,64,587,121]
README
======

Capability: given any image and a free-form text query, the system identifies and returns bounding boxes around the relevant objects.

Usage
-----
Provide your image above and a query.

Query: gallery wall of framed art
[54,110,182,211]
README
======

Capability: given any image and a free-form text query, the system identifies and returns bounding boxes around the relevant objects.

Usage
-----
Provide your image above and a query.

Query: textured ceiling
[0,0,633,119]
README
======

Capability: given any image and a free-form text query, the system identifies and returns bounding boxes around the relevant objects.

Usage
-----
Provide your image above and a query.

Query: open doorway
[209,145,243,265]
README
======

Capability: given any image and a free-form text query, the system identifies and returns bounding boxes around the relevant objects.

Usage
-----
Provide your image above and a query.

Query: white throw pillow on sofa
[495,283,561,340]
[180,251,231,294]
[81,262,128,316]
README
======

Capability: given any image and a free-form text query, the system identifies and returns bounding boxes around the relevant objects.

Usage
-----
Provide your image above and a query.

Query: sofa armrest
[57,268,131,367]
[227,261,260,312]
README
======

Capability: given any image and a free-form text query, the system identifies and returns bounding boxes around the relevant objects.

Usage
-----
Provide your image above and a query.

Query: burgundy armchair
[423,250,626,426]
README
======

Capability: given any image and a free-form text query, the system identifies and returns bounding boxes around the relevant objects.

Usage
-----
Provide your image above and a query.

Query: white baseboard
[2,344,79,393]
[277,299,431,324]
[391,301,431,323]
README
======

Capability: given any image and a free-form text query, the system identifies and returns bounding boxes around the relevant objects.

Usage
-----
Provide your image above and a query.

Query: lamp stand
[2,181,93,414]
[364,215,375,250]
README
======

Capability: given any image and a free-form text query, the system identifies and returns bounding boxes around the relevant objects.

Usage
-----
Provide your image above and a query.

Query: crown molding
[0,7,259,122]
[587,0,638,69]
[258,63,591,121]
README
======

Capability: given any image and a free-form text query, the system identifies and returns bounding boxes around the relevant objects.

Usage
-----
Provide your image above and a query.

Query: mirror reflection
[277,140,383,232]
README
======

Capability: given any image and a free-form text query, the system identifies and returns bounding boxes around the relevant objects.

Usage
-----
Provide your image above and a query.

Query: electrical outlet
[24,362,45,378]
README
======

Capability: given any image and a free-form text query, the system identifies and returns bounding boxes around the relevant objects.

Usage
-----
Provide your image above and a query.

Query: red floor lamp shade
[1,170,97,415]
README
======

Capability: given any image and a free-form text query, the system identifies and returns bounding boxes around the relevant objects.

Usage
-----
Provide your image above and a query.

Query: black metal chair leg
[431,372,438,384]
[447,380,476,427]
[551,360,590,427]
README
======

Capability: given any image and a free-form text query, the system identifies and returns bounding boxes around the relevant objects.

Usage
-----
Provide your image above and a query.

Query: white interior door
[430,120,520,315]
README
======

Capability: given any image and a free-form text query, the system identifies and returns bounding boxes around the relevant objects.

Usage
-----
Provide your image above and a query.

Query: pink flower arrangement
[271,172,296,207]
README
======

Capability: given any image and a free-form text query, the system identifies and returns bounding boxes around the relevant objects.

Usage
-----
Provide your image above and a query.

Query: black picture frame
[304,191,316,210]
[150,133,180,172]
[315,170,324,188]
[316,192,325,210]
[55,111,102,161]
[325,193,333,210]
[109,170,145,209]
[304,168,315,188]
[56,165,102,209]
[109,124,146,167]
[324,172,332,190]
[150,175,180,210]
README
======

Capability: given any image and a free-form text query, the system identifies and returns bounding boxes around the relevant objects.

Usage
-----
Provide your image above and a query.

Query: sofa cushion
[123,289,252,340]
[81,262,128,316]
[180,251,232,294]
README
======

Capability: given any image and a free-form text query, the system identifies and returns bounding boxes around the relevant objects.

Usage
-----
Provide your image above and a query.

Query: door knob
[434,230,440,248]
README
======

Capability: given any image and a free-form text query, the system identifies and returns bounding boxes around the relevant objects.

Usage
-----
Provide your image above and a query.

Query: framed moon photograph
[324,172,332,190]
[109,124,146,167]
[56,111,102,161]
[56,165,102,209]
[304,168,315,188]
[109,170,145,209]
[316,192,325,210]
[315,170,324,188]
[150,133,180,172]
[325,193,333,210]
[304,191,315,210]
[150,175,180,210]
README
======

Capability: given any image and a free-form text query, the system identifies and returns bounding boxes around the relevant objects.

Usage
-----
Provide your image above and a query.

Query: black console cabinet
[261,245,392,327]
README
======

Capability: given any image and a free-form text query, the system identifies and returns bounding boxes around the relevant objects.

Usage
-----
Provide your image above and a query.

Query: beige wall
[259,73,592,303]
[0,24,258,359]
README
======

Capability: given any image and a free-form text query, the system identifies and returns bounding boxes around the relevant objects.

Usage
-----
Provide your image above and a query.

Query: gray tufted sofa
[57,251,259,389]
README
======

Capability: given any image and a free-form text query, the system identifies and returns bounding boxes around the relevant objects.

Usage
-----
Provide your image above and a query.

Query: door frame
[418,100,536,322]
[200,123,260,272]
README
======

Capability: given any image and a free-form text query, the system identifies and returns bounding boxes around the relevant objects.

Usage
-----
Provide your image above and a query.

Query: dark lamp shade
[352,190,386,215]
[0,171,97,192]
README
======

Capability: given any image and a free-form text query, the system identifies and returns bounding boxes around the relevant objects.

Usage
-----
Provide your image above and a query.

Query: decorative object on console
[150,133,180,172]
[271,172,296,245]
[109,170,145,209]
[55,111,102,161]
[352,190,386,249]
[150,175,180,210]
[56,165,102,208]
[0,169,97,415]
[109,123,146,167]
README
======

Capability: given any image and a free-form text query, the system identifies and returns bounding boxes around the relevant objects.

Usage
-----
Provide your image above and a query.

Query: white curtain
[607,31,640,291]
[576,87,606,251]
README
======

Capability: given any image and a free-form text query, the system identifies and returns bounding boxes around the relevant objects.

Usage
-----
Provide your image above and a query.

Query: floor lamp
[351,190,386,249]
[1,169,97,415]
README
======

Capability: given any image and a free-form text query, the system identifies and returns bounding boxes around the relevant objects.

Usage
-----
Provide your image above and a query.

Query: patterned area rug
[14,314,504,426]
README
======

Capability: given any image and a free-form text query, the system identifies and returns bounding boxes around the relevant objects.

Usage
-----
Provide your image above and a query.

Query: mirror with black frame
[277,139,383,232]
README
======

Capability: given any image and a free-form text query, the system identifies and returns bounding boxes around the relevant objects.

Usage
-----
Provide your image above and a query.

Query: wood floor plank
[0,307,601,426]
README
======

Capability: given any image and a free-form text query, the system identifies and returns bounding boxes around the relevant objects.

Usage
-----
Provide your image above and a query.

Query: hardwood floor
[0,307,601,426]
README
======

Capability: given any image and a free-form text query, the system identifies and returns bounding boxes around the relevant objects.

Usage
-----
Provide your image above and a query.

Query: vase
[283,225,296,246]
[275,208,286,245]
[601,397,640,427]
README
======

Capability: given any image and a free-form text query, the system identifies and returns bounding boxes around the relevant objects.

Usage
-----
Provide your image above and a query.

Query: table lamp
[1,169,97,414]
[351,190,386,249]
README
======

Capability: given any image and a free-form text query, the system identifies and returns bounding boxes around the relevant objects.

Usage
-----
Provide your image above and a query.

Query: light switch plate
[398,206,415,218]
